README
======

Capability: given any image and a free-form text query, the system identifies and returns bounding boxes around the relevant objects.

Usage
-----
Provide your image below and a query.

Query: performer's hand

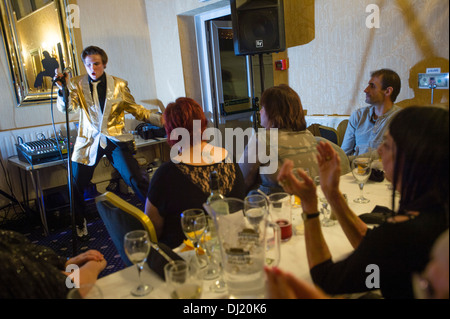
[53,68,69,90]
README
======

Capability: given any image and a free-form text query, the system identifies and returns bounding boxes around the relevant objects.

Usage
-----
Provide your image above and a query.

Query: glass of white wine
[181,209,207,268]
[351,156,373,204]
[164,259,203,299]
[124,230,152,296]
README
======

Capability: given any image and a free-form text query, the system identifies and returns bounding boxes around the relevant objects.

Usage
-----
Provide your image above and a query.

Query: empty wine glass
[351,155,373,203]
[124,230,152,296]
[244,194,268,230]
[203,216,227,292]
[181,209,207,268]
[314,176,336,227]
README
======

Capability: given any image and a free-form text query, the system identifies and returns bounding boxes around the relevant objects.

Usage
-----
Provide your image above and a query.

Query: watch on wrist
[302,212,320,221]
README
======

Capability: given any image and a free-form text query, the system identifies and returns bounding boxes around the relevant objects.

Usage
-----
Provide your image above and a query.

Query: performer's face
[84,54,106,81]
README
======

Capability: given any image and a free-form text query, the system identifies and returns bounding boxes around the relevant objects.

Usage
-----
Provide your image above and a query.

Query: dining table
[95,172,396,299]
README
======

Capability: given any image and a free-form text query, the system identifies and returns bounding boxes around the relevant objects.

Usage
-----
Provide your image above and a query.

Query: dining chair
[307,123,321,136]
[95,191,158,266]
[336,119,349,146]
[319,125,340,145]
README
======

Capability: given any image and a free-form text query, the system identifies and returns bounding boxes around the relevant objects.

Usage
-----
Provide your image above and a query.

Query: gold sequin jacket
[57,73,161,166]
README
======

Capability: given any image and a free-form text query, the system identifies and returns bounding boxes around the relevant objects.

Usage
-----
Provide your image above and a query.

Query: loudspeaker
[231,0,286,56]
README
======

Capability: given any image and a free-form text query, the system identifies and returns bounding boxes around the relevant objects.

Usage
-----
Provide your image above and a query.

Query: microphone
[53,67,73,86]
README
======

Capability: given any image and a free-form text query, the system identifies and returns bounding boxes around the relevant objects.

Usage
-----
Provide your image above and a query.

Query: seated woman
[239,84,348,195]
[277,106,449,299]
[145,97,245,249]
[0,230,106,298]
[239,84,318,195]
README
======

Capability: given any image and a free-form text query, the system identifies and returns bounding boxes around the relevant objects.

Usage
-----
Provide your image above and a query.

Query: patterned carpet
[1,190,145,278]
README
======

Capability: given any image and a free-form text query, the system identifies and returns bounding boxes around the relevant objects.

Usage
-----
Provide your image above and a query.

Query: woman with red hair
[145,97,245,248]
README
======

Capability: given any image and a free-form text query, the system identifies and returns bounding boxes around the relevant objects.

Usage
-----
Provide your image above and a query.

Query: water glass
[314,176,336,227]
[268,192,292,241]
[67,284,103,299]
[244,194,268,230]
[164,260,203,299]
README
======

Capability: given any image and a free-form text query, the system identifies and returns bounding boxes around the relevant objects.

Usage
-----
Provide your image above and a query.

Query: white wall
[287,0,449,115]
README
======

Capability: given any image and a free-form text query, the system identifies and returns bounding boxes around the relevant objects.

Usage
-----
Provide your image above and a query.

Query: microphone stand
[60,81,77,256]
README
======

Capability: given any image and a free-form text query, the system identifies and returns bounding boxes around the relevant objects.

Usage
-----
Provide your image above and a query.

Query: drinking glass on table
[268,192,292,241]
[67,283,103,299]
[351,155,373,204]
[202,216,227,292]
[181,208,207,268]
[244,194,268,230]
[314,176,336,227]
[164,259,203,299]
[124,230,152,296]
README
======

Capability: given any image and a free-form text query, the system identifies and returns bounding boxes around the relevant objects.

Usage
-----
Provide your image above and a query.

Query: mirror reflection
[0,0,79,106]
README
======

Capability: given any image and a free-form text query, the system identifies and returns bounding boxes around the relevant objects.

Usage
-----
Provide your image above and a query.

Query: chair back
[95,192,158,266]
[319,125,339,145]
[336,119,349,146]
[307,123,321,136]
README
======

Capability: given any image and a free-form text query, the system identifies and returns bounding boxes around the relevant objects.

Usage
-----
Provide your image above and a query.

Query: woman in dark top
[145,97,245,249]
[277,106,448,299]
[0,230,106,298]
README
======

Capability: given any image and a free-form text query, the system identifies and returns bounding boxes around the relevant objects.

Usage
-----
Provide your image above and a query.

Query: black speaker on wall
[231,0,286,56]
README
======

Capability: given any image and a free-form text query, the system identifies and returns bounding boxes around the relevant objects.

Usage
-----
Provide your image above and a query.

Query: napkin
[359,205,394,224]
[180,238,209,255]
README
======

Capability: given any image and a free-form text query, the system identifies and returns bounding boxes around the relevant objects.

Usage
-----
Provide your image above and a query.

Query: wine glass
[244,194,268,230]
[181,209,207,268]
[314,176,336,227]
[203,216,227,292]
[124,230,152,296]
[351,155,373,203]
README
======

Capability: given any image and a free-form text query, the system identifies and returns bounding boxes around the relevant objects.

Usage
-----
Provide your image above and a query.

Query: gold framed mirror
[0,0,79,106]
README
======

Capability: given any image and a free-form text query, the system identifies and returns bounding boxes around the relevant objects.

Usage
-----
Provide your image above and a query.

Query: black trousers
[71,138,149,226]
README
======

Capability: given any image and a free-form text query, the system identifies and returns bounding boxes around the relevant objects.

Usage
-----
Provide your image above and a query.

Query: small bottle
[207,171,229,215]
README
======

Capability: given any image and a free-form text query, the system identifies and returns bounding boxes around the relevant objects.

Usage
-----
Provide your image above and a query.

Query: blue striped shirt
[341,105,402,156]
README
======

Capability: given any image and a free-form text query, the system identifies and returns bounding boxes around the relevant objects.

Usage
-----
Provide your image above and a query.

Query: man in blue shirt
[341,69,402,157]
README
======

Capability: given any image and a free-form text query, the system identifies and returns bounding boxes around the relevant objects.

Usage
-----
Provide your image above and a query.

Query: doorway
[200,13,274,160]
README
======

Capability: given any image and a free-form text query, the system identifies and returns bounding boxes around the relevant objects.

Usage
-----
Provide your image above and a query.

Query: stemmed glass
[351,155,373,203]
[181,209,207,268]
[124,230,152,296]
[244,194,268,230]
[203,216,227,292]
[314,176,336,227]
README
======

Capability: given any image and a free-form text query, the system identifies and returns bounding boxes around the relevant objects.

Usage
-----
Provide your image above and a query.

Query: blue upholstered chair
[95,191,158,266]
[319,125,340,145]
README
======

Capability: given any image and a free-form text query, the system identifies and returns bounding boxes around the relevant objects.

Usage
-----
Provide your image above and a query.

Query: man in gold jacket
[55,46,162,239]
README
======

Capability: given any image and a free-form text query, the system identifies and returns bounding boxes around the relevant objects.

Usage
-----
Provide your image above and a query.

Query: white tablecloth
[282,173,394,283]
[96,173,394,299]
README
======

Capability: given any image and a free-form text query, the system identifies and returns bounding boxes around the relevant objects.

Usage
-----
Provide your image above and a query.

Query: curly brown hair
[260,84,306,131]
